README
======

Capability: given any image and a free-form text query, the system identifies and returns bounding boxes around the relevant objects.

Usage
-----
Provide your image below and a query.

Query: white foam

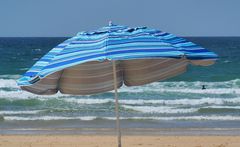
[119,85,240,94]
[64,97,240,106]
[120,98,231,105]
[4,115,240,121]
[202,106,240,109]
[156,115,240,121]
[122,105,197,114]
[126,116,240,121]
[0,110,42,115]
[4,116,97,121]
[158,88,240,94]
[1,93,240,107]
[64,98,113,104]
[0,79,18,88]
[0,90,64,99]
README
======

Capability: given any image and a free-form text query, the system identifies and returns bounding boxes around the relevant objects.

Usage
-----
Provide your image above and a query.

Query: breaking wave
[3,115,240,121]
[0,77,240,122]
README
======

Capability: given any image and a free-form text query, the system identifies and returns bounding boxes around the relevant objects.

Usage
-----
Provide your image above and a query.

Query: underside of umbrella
[20,58,214,95]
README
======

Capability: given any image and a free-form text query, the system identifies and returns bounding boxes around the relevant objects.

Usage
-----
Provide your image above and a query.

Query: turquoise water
[0,37,240,132]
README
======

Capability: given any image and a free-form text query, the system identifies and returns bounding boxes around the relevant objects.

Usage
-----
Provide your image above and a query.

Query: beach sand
[1,135,240,147]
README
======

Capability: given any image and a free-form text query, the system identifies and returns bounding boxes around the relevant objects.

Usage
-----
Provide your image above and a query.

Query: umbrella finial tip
[109,21,113,26]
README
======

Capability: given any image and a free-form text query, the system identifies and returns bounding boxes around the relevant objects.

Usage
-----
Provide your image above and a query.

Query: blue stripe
[17,24,218,86]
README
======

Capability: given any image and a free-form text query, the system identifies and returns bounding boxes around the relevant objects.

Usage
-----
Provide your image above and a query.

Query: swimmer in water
[202,85,206,90]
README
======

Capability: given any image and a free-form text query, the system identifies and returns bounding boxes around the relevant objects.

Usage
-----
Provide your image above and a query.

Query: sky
[0,0,239,37]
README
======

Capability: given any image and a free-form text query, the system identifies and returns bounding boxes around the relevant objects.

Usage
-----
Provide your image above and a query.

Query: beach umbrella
[17,22,218,147]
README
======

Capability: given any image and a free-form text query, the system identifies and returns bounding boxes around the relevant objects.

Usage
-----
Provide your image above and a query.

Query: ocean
[0,37,240,135]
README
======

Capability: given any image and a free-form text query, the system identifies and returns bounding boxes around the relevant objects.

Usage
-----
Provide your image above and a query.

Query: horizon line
[0,36,240,38]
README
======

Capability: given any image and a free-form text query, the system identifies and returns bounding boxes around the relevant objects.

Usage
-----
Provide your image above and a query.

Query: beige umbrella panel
[20,58,214,95]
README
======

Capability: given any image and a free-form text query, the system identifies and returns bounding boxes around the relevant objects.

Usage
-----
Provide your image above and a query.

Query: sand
[0,135,240,147]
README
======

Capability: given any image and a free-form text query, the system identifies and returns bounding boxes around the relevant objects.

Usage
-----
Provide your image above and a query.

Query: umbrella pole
[112,60,122,147]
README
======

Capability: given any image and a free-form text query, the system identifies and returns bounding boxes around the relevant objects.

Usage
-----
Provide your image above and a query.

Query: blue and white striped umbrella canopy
[17,23,218,95]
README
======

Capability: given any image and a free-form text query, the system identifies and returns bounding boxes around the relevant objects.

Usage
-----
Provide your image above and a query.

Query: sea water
[0,37,240,134]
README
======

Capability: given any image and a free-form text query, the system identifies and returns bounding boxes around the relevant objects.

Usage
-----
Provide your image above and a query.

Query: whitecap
[4,115,240,121]
[0,110,42,115]
[122,105,197,114]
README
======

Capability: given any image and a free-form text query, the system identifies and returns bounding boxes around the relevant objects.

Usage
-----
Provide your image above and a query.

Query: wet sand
[0,135,240,147]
